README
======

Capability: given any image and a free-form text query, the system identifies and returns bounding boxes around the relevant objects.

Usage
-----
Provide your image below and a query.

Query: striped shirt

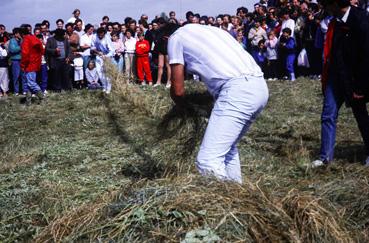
[168,24,263,96]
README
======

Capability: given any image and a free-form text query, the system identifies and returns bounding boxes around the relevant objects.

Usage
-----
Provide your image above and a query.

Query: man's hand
[353,92,365,100]
[170,63,185,109]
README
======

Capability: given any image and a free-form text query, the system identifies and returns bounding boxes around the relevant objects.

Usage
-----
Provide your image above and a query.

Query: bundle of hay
[35,175,351,242]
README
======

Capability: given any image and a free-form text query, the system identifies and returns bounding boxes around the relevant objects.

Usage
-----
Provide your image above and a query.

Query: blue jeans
[37,64,48,92]
[25,72,41,93]
[11,60,22,93]
[112,55,124,73]
[196,75,269,183]
[320,82,369,161]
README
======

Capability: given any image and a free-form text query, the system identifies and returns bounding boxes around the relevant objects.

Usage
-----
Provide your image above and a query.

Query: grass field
[1,76,369,242]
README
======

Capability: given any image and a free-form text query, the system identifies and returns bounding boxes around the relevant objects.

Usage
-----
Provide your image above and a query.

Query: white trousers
[0,67,9,93]
[95,56,112,92]
[196,75,269,183]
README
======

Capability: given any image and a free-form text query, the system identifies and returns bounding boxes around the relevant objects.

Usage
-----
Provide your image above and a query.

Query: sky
[0,0,255,30]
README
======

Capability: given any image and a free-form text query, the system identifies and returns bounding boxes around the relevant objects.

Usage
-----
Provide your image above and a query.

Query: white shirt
[280,18,295,37]
[168,24,263,96]
[124,37,136,54]
[341,6,351,23]
[91,34,115,57]
[80,33,93,56]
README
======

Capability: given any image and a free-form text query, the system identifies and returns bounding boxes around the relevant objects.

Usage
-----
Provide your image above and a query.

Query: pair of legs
[95,56,111,93]
[124,53,135,82]
[196,76,269,183]
[156,53,171,86]
[0,67,9,96]
[25,72,43,105]
[319,82,369,162]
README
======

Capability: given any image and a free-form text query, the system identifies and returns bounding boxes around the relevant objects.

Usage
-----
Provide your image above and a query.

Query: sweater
[8,38,22,60]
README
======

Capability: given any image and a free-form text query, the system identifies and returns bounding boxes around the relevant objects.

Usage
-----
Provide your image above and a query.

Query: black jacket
[45,37,71,69]
[329,7,369,105]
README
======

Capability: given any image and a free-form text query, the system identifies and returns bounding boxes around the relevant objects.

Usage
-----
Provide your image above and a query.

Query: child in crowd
[135,32,153,85]
[36,34,48,94]
[0,44,9,97]
[124,30,136,82]
[265,31,278,81]
[69,33,84,89]
[111,32,124,73]
[253,40,267,74]
[236,30,247,50]
[85,60,101,90]
[279,28,296,81]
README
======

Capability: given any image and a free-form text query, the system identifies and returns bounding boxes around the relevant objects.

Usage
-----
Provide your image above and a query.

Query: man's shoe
[36,91,44,104]
[25,92,32,106]
[364,156,369,166]
[311,159,326,168]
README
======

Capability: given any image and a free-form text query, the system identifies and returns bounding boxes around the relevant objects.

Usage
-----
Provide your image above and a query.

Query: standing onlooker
[135,33,152,85]
[0,43,9,97]
[67,9,84,28]
[36,34,48,94]
[253,40,267,74]
[8,28,23,95]
[56,19,64,29]
[279,28,296,81]
[265,31,278,80]
[0,25,9,45]
[91,27,115,94]
[74,19,85,38]
[279,8,296,38]
[124,30,136,82]
[46,29,71,92]
[248,18,267,59]
[80,24,94,72]
[155,19,172,88]
[111,32,124,73]
[20,27,44,104]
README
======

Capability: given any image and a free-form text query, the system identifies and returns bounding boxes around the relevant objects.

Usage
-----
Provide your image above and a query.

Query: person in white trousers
[165,23,269,183]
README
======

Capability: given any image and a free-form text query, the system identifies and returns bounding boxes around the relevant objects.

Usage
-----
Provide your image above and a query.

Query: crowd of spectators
[0,0,368,98]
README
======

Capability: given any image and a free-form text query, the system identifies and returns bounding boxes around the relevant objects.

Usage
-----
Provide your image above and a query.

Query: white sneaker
[165,82,171,88]
[267,78,273,81]
[141,82,146,86]
[365,156,369,166]
[311,159,325,168]
[153,83,160,87]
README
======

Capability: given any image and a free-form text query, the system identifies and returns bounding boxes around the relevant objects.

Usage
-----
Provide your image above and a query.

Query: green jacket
[8,38,21,61]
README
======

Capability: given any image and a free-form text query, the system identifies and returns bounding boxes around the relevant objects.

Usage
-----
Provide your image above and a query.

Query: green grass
[0,78,368,242]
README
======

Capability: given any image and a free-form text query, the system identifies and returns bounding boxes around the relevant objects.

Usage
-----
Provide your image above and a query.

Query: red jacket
[135,39,150,57]
[21,34,44,72]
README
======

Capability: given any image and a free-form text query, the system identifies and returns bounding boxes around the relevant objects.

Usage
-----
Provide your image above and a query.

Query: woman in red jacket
[135,33,153,85]
[20,27,44,105]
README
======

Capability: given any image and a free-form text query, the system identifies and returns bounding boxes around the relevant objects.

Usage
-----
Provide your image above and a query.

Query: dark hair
[74,19,83,25]
[319,0,350,7]
[111,31,119,37]
[35,23,42,29]
[20,26,30,35]
[96,27,106,34]
[12,28,21,35]
[56,19,64,24]
[258,39,265,46]
[36,34,43,39]
[137,32,144,38]
[282,27,292,35]
[237,7,248,14]
[54,29,66,39]
[41,20,50,27]
[186,11,194,19]
[169,11,176,16]
[0,24,5,29]
[102,16,109,21]
[125,29,134,36]
[84,24,93,32]
[65,23,74,29]
[156,17,167,25]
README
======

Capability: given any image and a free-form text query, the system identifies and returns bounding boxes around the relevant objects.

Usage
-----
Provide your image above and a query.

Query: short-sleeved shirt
[168,24,263,96]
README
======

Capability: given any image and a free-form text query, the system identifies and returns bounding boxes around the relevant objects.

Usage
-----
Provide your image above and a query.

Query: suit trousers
[320,81,369,161]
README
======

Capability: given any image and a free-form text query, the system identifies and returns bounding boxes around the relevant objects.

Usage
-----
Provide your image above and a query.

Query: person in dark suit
[45,29,71,91]
[312,0,369,167]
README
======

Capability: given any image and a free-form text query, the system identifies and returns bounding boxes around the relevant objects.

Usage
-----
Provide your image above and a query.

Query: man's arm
[170,63,185,107]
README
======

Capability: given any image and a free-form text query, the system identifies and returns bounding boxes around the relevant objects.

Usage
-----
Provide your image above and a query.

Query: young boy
[253,39,267,75]
[135,32,152,85]
[279,28,296,81]
[265,31,278,81]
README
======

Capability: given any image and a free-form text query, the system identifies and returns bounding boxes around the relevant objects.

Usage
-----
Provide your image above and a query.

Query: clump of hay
[35,175,351,242]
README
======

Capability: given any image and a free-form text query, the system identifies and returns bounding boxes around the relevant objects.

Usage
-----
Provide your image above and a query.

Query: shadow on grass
[101,93,165,180]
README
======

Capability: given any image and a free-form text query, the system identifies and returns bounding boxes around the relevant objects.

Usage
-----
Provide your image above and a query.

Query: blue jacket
[8,38,22,61]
